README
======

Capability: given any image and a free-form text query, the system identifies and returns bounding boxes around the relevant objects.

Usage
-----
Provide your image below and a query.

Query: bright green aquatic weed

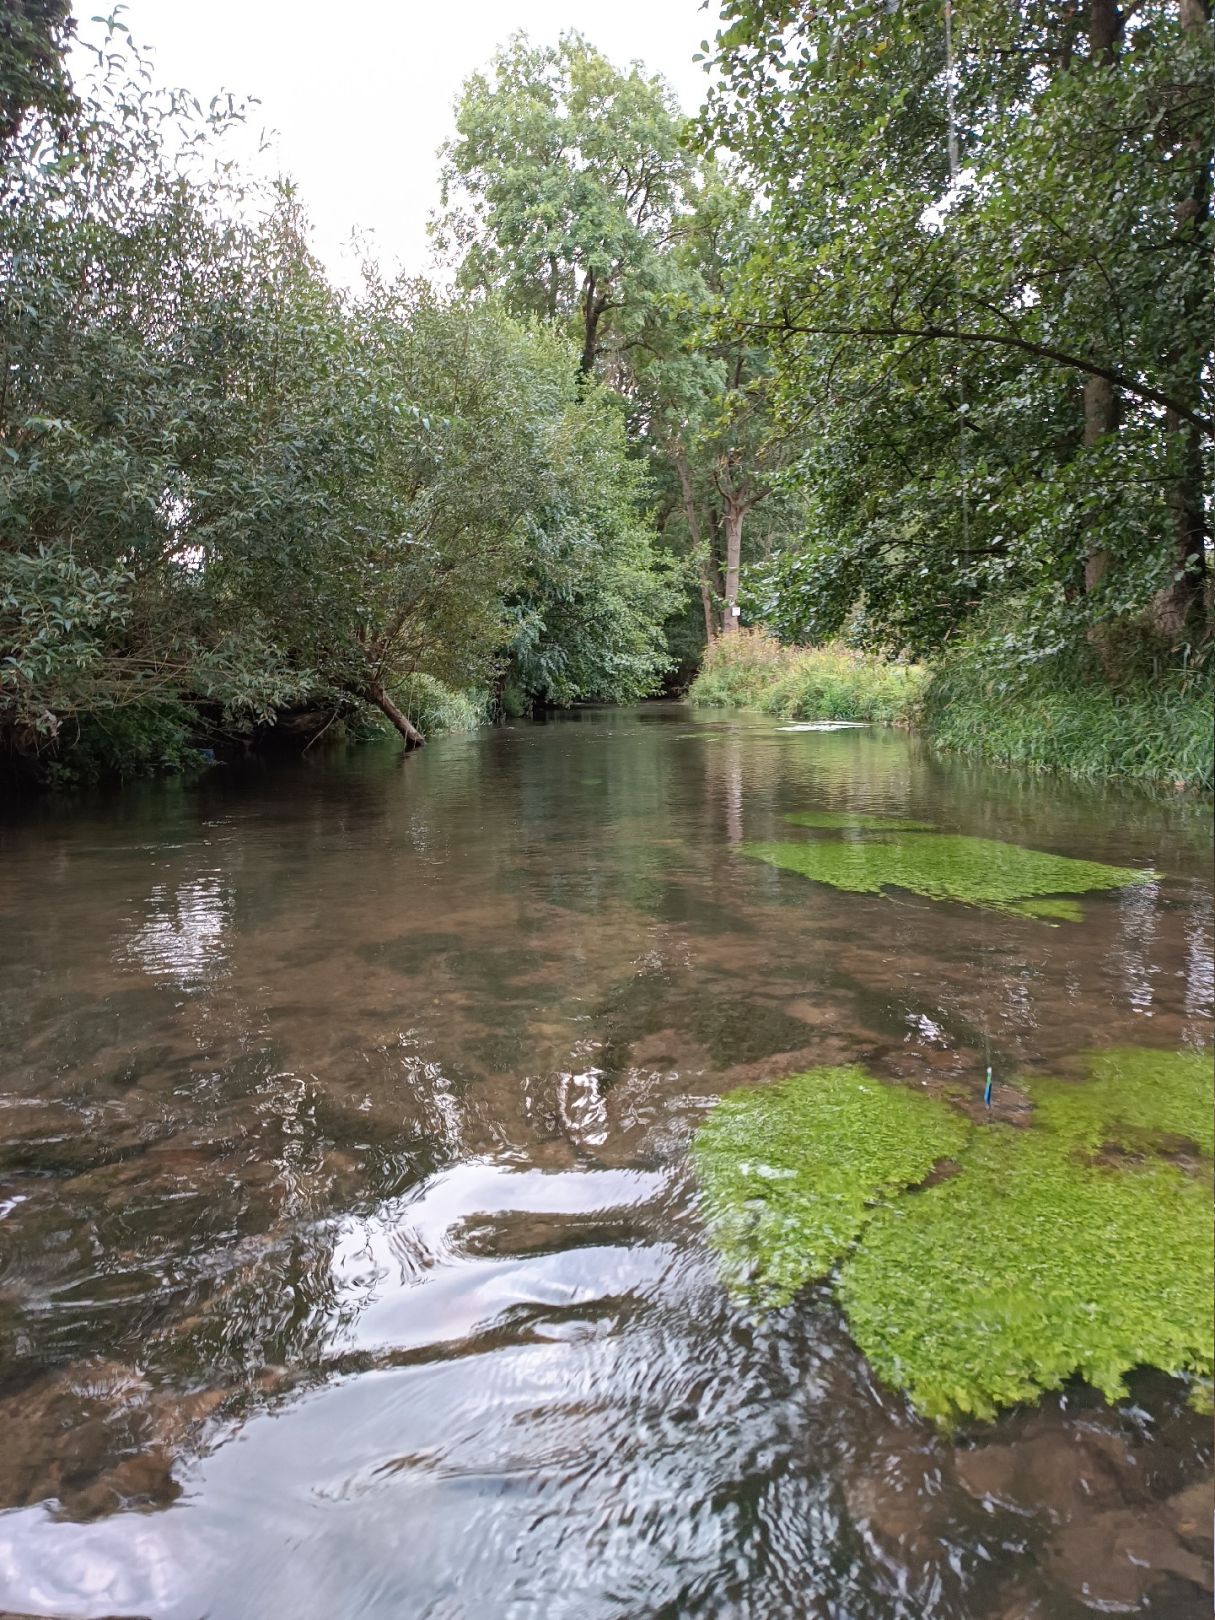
[695,1050,1213,1423]
[840,1125,1213,1423]
[691,1066,969,1306]
[1033,1046,1214,1155]
[785,811,936,832]
[1009,897,1084,923]
[743,832,1154,915]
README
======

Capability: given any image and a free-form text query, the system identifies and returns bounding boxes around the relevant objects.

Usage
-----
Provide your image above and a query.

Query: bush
[401,677,487,735]
[688,628,925,724]
[42,700,203,787]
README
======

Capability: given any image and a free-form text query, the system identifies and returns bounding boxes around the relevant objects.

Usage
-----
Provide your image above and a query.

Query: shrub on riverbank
[921,647,1214,792]
[688,629,925,724]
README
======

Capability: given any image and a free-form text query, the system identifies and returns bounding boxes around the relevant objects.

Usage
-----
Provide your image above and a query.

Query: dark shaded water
[0,705,1211,1619]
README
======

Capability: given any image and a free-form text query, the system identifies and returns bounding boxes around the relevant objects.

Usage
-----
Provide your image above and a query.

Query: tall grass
[688,629,925,724]
[687,627,1213,790]
[921,652,1214,791]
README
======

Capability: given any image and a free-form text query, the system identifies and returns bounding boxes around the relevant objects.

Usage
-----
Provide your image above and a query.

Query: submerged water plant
[691,1065,968,1303]
[694,1051,1213,1424]
[784,811,936,831]
[743,832,1154,917]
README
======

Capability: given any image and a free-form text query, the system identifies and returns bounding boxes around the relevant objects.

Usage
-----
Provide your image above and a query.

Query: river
[0,705,1210,1618]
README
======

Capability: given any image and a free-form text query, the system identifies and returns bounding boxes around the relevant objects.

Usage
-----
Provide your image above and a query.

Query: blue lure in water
[983,1067,993,1108]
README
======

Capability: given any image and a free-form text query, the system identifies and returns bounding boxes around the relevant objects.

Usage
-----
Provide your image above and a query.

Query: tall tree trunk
[1082,375,1118,593]
[721,498,745,636]
[674,445,718,641]
[1153,0,1211,645]
[363,680,425,748]
[579,270,606,376]
[1082,0,1122,601]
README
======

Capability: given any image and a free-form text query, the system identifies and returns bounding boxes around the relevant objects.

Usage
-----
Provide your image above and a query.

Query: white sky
[71,1,715,285]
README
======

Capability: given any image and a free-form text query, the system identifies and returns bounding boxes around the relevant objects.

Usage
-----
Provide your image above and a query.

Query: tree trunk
[579,270,606,376]
[721,499,744,636]
[1082,0,1122,600]
[364,680,425,748]
[674,445,718,641]
[1153,0,1211,645]
[1082,374,1118,593]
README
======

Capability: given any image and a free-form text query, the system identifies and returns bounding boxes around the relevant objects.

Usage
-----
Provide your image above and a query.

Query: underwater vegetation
[693,1050,1214,1425]
[744,824,1155,920]
[784,811,936,831]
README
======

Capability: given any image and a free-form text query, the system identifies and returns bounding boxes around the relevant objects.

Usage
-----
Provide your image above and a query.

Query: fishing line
[944,0,992,1106]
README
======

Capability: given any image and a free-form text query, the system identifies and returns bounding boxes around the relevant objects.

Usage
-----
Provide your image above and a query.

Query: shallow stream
[0,706,1211,1618]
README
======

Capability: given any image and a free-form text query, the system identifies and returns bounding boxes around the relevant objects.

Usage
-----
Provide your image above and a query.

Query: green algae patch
[694,1049,1213,1424]
[692,1066,970,1306]
[840,1124,1213,1423]
[743,832,1154,916]
[1033,1046,1214,1156]
[1008,897,1084,923]
[785,811,936,832]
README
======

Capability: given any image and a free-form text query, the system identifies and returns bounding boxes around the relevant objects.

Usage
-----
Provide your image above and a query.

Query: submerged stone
[693,1050,1213,1425]
[743,832,1154,915]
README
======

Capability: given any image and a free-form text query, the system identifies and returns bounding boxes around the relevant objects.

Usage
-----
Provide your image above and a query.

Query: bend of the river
[1,704,1211,1619]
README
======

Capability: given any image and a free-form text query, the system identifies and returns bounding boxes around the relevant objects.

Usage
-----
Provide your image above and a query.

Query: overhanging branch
[766,317,1214,438]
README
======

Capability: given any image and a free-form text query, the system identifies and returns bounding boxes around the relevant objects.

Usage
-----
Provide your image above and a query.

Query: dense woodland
[2,1,1212,785]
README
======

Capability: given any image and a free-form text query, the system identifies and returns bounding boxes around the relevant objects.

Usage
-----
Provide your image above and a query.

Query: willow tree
[1,20,676,778]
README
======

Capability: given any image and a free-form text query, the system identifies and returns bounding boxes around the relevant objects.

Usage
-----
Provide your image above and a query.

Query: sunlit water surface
[0,706,1211,1619]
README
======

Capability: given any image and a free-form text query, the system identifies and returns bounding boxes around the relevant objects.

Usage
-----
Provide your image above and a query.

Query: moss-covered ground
[693,1050,1213,1425]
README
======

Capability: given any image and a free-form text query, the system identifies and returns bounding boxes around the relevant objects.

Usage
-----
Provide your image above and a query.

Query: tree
[705,0,1214,662]
[498,383,678,711]
[1,21,680,779]
[435,32,692,377]
[633,169,797,641]
[0,0,74,146]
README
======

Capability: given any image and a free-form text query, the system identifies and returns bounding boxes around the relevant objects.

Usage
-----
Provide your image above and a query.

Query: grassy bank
[688,630,925,724]
[921,651,1214,792]
[687,629,1213,791]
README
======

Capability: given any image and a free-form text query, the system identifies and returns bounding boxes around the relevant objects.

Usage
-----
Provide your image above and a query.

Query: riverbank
[688,631,1214,792]
[688,631,925,725]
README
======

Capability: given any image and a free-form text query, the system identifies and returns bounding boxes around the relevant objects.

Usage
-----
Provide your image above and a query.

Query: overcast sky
[71,1,714,284]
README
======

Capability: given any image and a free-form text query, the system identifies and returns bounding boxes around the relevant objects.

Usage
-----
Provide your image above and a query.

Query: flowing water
[0,705,1211,1620]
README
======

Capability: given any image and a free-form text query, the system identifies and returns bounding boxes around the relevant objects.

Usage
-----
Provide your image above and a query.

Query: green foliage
[743,829,1154,917]
[0,23,677,781]
[500,385,679,709]
[694,1050,1214,1423]
[688,628,924,723]
[435,32,691,375]
[0,0,75,142]
[705,1,1214,663]
[383,677,486,738]
[43,699,201,787]
[693,1066,970,1304]
[921,636,1215,791]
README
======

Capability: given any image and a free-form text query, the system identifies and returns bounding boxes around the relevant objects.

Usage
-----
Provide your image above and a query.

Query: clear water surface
[0,705,1210,1619]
